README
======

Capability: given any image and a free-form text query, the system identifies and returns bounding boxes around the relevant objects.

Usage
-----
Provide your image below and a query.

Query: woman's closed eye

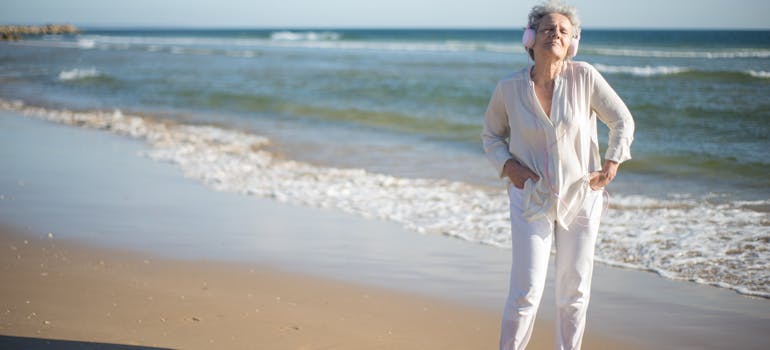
[539,27,571,37]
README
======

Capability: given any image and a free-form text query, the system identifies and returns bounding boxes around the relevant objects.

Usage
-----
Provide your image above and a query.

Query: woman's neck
[530,59,565,86]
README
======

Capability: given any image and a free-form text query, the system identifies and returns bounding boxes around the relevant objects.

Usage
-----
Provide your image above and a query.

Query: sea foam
[594,64,689,77]
[72,34,521,54]
[591,47,770,59]
[270,31,341,41]
[77,38,95,49]
[58,68,101,81]
[747,70,770,79]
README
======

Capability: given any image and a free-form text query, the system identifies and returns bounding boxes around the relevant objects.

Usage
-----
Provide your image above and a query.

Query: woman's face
[533,13,574,62]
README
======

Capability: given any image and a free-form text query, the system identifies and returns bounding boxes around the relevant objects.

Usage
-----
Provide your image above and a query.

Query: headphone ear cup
[567,37,579,57]
[522,28,535,49]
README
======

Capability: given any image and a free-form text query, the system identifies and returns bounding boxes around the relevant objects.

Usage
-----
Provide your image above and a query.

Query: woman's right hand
[503,159,540,189]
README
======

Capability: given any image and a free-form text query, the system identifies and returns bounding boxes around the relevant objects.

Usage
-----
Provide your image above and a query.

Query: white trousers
[500,186,603,350]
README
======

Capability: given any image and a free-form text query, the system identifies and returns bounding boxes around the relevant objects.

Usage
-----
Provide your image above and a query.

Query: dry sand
[0,226,635,349]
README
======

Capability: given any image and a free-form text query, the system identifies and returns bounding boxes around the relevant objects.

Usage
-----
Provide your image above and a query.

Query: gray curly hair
[526,0,581,59]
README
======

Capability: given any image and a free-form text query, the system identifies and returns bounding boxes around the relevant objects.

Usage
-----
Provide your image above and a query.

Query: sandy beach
[0,226,640,350]
[1,110,769,350]
[1,225,500,349]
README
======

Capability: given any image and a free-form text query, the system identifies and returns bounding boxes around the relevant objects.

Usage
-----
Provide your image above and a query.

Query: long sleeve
[481,82,513,178]
[589,66,635,164]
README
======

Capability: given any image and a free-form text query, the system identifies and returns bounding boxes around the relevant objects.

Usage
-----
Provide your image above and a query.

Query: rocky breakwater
[1,24,79,41]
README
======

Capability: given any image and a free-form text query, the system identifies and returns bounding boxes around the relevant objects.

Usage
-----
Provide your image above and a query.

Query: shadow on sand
[0,335,173,349]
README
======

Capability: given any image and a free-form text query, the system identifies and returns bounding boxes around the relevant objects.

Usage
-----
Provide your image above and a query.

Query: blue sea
[1,28,768,297]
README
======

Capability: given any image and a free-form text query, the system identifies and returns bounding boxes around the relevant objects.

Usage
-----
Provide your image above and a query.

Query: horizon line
[1,21,769,31]
[63,24,770,32]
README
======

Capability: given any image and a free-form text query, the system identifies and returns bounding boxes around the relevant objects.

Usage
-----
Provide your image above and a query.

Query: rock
[0,24,80,41]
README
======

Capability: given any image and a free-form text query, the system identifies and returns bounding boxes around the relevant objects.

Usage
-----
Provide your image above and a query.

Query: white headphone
[522,26,580,58]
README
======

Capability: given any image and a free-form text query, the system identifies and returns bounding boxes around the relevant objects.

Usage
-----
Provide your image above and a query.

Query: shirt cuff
[604,137,633,164]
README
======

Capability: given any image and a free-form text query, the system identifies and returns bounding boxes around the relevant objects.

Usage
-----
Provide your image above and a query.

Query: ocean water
[1,28,768,297]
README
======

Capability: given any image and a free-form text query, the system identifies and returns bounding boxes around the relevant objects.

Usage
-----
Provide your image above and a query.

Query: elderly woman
[481,1,634,349]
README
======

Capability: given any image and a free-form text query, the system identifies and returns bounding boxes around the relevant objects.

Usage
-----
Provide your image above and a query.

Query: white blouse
[481,61,635,229]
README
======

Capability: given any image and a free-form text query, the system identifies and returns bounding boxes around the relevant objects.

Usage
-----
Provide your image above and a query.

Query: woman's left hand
[589,160,619,190]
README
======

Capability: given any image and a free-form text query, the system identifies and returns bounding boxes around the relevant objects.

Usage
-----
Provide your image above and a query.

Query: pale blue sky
[3,0,769,29]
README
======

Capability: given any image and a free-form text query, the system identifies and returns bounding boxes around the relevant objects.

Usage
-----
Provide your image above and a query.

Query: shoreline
[1,98,767,300]
[1,109,769,349]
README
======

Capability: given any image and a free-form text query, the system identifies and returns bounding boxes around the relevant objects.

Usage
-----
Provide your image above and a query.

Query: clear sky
[3,0,769,29]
